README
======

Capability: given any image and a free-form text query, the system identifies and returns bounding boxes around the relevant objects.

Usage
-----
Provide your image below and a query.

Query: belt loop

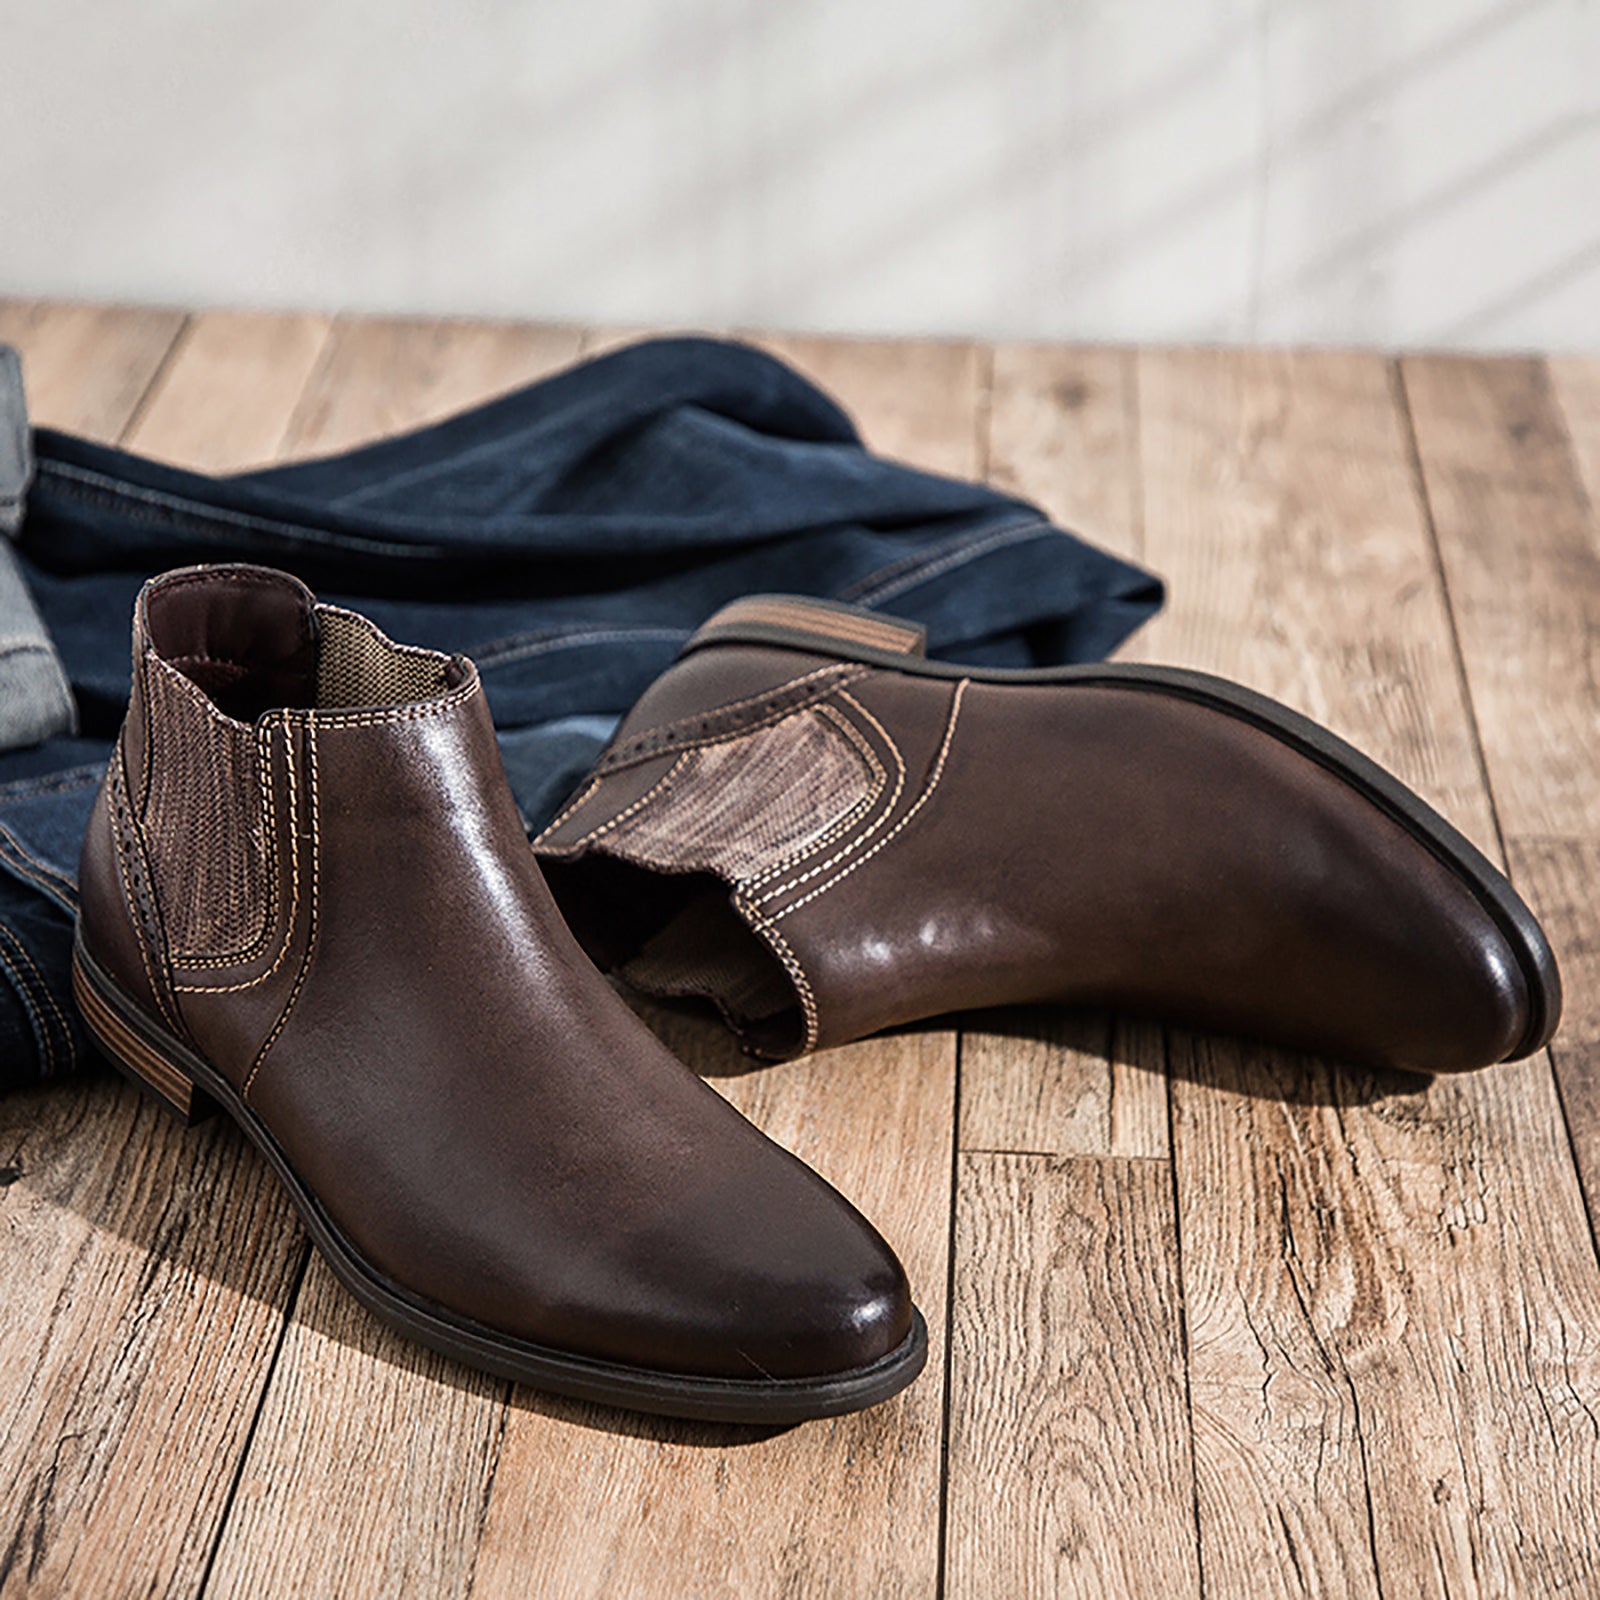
[0,346,33,538]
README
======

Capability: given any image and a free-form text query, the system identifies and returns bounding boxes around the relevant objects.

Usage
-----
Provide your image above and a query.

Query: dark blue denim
[0,335,1160,1087]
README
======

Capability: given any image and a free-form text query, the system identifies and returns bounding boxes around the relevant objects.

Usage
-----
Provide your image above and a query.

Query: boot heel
[72,949,218,1126]
[684,594,928,663]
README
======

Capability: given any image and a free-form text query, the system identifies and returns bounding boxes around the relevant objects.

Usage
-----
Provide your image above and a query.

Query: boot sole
[684,598,1562,1064]
[71,934,929,1423]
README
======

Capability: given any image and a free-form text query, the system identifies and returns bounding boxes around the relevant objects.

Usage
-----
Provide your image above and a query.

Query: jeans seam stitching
[0,822,79,906]
[0,766,103,802]
[473,627,687,668]
[37,461,446,560]
[0,922,72,1072]
[839,518,1053,606]
[0,926,58,1074]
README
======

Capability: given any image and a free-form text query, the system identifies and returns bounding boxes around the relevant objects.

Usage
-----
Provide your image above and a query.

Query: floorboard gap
[194,1238,314,1599]
[933,1027,965,1600]
[1161,1024,1209,1600]
[1392,355,1600,1283]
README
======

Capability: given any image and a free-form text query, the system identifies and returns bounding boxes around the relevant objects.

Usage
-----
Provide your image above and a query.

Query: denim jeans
[0,334,1161,1087]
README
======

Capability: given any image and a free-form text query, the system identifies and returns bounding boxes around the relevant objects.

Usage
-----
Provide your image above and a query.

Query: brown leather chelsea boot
[73,567,925,1422]
[535,593,1561,1076]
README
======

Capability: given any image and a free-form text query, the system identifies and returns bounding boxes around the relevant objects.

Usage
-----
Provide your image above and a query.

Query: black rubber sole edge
[683,606,1562,1064]
[71,935,929,1423]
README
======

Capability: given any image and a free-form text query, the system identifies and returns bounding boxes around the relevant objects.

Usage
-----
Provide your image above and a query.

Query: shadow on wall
[1,2,1597,353]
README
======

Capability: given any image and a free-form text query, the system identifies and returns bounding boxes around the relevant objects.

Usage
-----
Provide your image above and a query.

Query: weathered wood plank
[1171,1040,1383,1600]
[280,314,586,456]
[1403,356,1600,1283]
[945,1153,1199,1600]
[466,331,973,1600]
[1144,347,1600,1597]
[1401,356,1600,843]
[960,1012,1169,1163]
[1403,353,1600,1142]
[0,1091,307,1599]
[470,1021,954,1600]
[203,1290,504,1600]
[0,306,309,1599]
[1139,348,1496,846]
[752,333,989,480]
[201,320,591,1600]
[12,304,1593,1600]
[987,342,1143,569]
[0,299,186,440]
[125,311,334,471]
[1546,355,1600,531]
[1404,351,1600,1260]
[965,342,1168,1161]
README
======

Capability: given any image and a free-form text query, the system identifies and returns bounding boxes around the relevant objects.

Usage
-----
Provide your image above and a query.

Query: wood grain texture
[1401,356,1600,843]
[1546,355,1600,527]
[960,1013,1168,1160]
[6,302,1598,1600]
[945,1153,1199,1600]
[469,331,977,1600]
[196,318,591,1600]
[203,1269,505,1600]
[280,314,586,456]
[0,300,186,439]
[1144,348,1600,1597]
[0,1091,305,1598]
[124,311,334,471]
[751,333,989,479]
[1169,1041,1382,1600]
[986,342,1143,569]
[1403,352,1600,1268]
[1401,358,1600,1009]
[0,303,314,1599]
[471,1019,955,1600]
[1137,348,1496,848]
[966,341,1166,1161]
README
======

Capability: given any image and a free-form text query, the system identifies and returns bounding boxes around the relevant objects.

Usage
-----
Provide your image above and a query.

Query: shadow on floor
[6,988,1431,1449]
[0,1063,794,1447]
[623,986,1434,1109]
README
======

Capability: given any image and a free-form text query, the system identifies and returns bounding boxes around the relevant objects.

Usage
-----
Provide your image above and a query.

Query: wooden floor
[1,302,1599,1600]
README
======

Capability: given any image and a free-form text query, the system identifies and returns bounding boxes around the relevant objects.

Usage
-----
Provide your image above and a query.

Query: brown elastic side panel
[140,662,270,963]
[595,707,877,882]
[540,701,886,1058]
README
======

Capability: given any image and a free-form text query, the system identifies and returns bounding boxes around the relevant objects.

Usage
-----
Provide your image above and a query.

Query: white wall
[3,0,1597,351]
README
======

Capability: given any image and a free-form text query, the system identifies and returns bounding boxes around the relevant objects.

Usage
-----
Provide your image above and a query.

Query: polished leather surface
[78,566,911,1380]
[537,630,1557,1076]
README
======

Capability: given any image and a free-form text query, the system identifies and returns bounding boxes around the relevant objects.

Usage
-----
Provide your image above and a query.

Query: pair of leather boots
[74,566,1561,1422]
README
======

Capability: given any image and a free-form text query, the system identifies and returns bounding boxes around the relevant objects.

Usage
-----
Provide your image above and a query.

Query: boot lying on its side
[536,594,1561,1075]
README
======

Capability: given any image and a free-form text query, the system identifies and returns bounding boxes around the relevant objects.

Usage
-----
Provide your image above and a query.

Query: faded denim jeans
[0,335,1161,1087]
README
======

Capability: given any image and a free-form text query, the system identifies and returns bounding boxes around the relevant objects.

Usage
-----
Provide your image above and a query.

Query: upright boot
[535,593,1561,1075]
[74,566,924,1421]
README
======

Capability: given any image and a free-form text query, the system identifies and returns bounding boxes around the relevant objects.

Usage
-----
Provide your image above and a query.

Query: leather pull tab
[0,346,32,539]
[686,594,928,660]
